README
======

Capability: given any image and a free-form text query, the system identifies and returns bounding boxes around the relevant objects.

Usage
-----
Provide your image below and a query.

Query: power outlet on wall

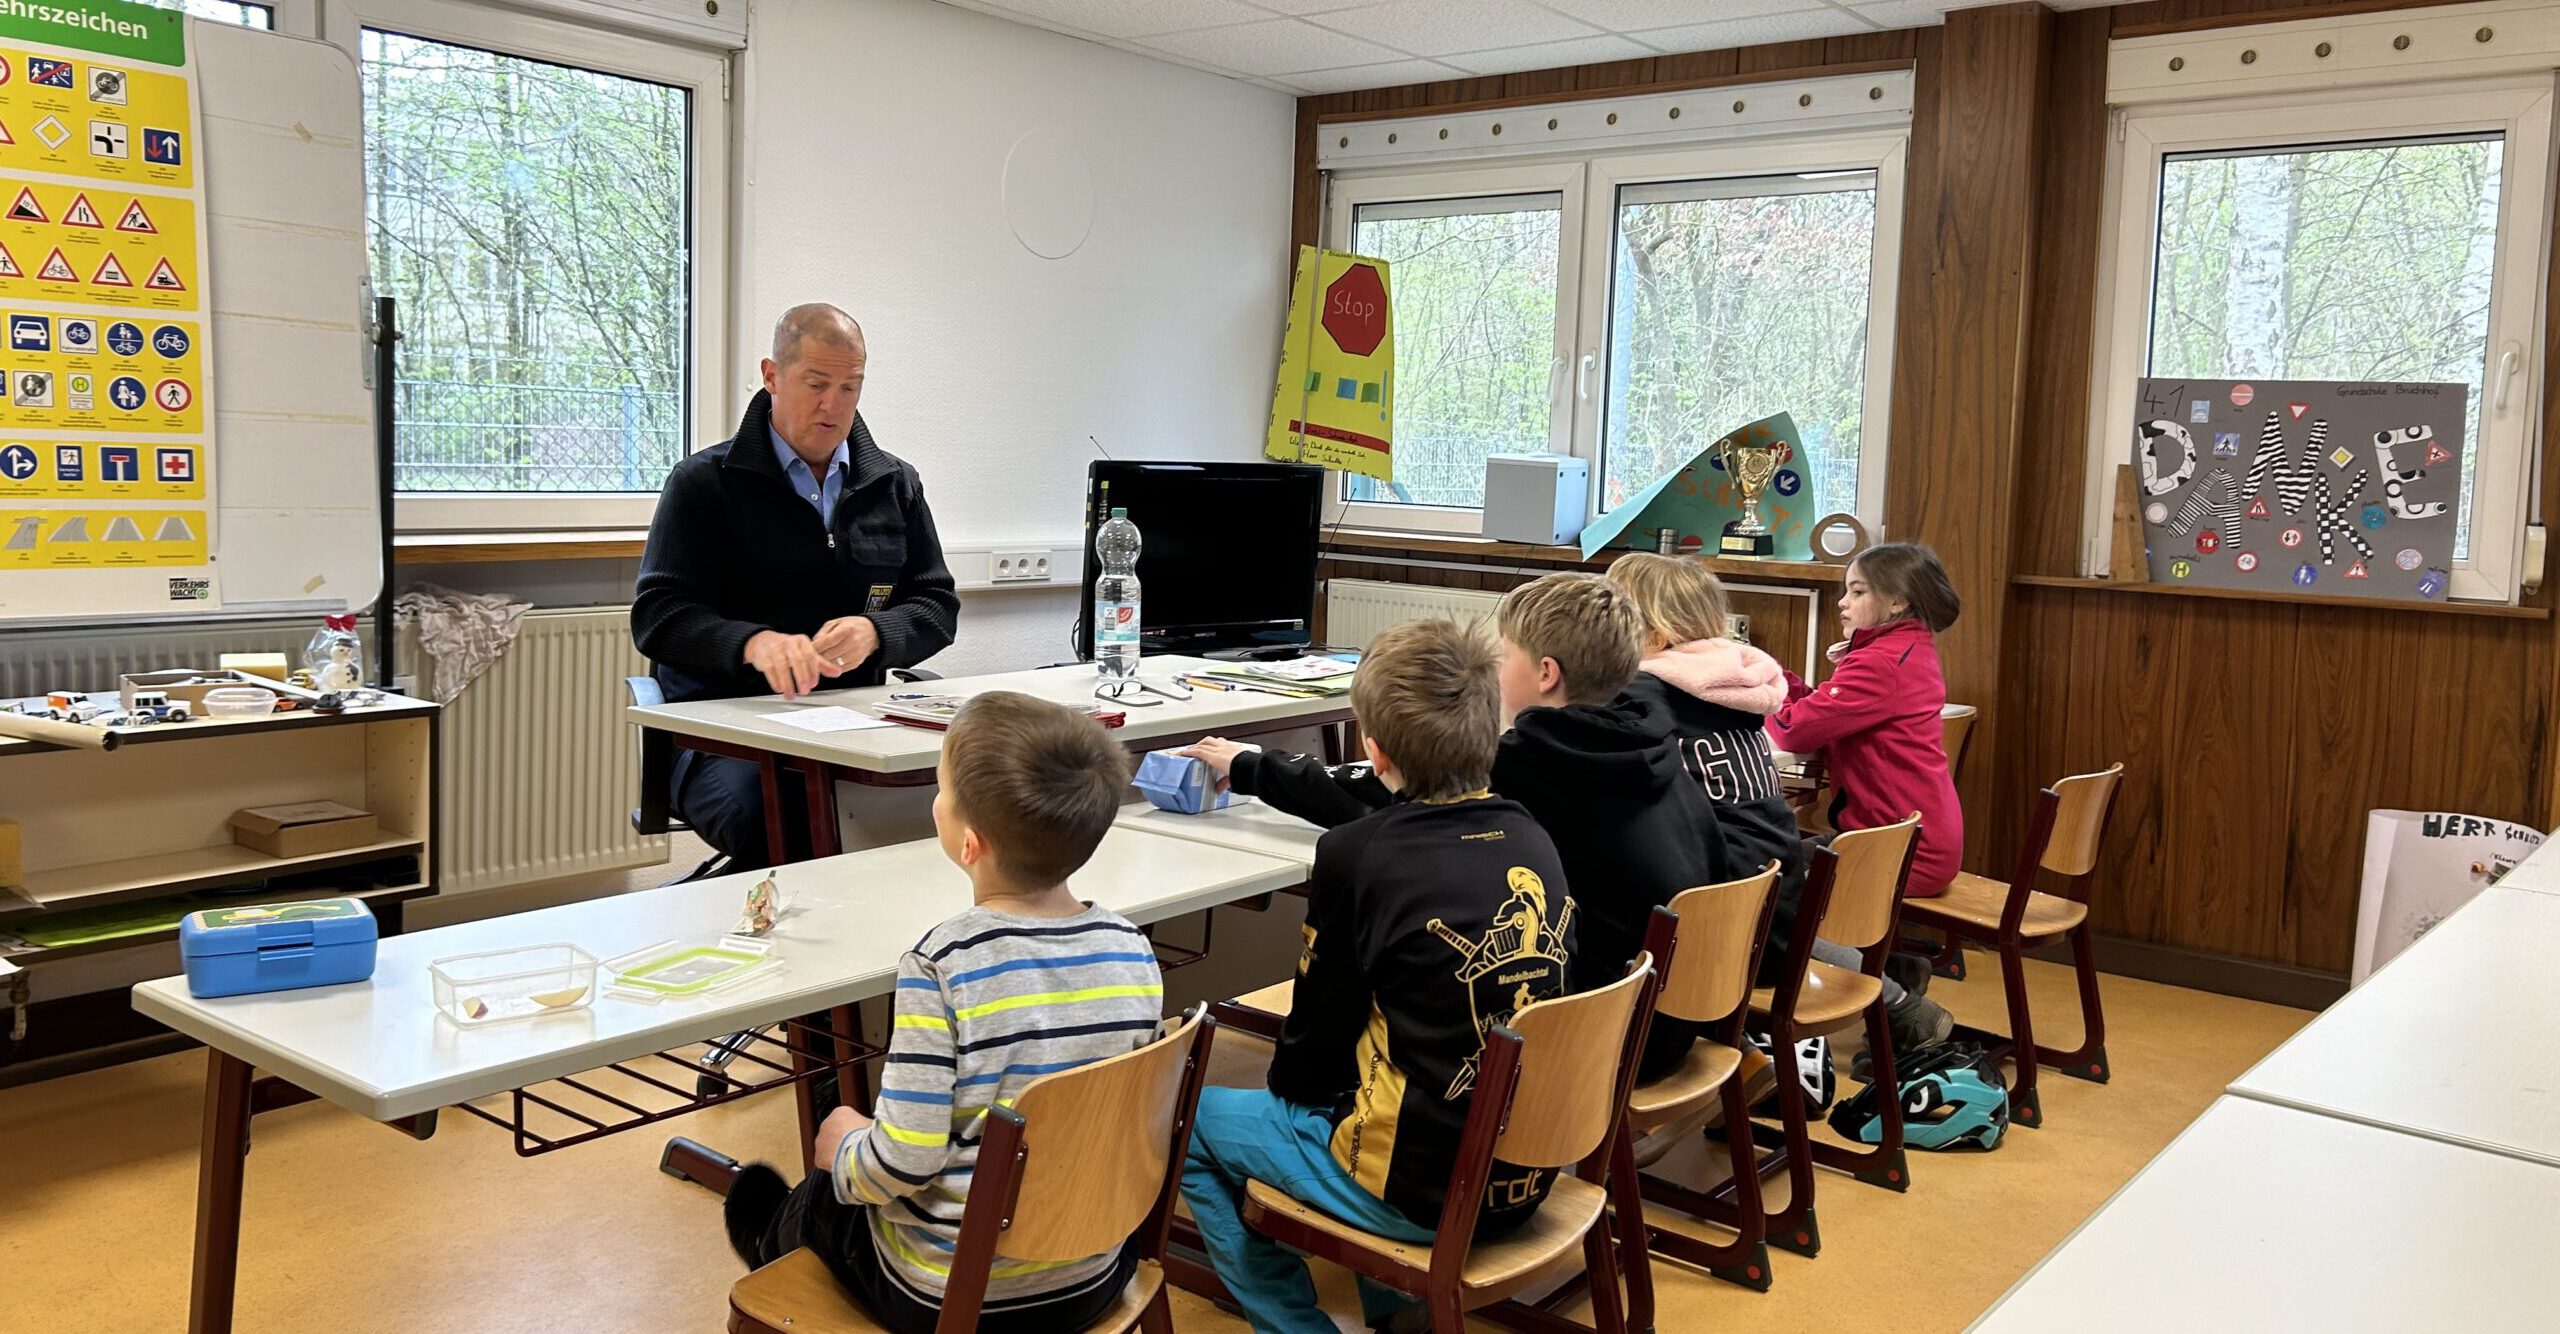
[991,551,1052,583]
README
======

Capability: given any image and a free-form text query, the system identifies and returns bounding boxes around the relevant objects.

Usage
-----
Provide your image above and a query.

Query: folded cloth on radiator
[393,584,534,703]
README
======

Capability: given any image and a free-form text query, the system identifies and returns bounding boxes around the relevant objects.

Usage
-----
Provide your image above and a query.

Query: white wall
[735,0,1297,676]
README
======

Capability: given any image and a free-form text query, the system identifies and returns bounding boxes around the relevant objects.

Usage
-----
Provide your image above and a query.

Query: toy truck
[127,689,193,725]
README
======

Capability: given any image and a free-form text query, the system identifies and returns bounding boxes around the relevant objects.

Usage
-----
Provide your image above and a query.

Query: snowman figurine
[315,639,363,693]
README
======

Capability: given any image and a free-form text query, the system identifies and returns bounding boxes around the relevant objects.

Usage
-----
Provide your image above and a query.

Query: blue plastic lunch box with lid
[177,897,379,998]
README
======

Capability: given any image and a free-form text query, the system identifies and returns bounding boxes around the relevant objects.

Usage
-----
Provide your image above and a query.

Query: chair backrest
[2040,763,2125,879]
[1656,863,1781,1025]
[1818,814,1921,951]
[627,673,677,836]
[1940,704,1979,781]
[1493,957,1653,1170]
[995,1009,1209,1261]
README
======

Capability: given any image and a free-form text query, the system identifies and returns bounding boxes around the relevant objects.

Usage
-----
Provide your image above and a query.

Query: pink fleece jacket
[1764,618,1963,896]
[1639,637,1790,716]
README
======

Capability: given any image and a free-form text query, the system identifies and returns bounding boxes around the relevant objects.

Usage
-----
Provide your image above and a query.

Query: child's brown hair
[944,691,1131,884]
[1851,542,1962,633]
[1349,618,1501,800]
[1496,572,1643,706]
[1605,551,1735,650]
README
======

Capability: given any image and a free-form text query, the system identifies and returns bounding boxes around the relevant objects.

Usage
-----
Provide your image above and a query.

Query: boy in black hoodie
[1182,573,1738,1079]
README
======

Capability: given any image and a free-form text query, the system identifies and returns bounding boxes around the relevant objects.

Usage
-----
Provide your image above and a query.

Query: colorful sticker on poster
[0,505,204,566]
[1266,245,1393,481]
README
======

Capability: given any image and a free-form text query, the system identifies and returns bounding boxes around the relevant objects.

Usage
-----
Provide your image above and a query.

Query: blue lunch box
[178,897,379,998]
[1135,750,1232,815]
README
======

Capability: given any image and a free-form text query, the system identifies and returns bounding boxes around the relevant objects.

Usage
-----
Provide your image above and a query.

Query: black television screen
[1078,461,1324,659]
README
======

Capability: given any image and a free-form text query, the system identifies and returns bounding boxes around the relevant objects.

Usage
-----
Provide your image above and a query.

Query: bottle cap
[1110,507,1128,519]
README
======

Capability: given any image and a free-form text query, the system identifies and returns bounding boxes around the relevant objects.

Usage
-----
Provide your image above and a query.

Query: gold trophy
[1711,427,1786,557]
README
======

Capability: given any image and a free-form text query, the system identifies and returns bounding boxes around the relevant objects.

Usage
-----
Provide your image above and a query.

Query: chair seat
[1902,872,2089,940]
[1627,1039,1744,1131]
[1241,1173,1606,1304]
[1749,960,1883,1037]
[729,1249,1162,1334]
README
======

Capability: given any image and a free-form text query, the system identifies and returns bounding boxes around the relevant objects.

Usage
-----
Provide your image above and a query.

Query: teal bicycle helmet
[1827,1042,2008,1151]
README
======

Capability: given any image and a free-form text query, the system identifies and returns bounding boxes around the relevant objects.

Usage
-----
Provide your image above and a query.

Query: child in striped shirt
[724,691,1163,1334]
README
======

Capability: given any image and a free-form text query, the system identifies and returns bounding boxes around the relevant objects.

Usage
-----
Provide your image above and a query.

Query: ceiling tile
[1537,0,1836,30]
[1307,0,1603,56]
[1273,58,1473,93]
[1244,0,1393,14]
[981,0,1273,38]
[1139,17,1409,75]
[1440,32,1660,75]
[1630,9,1870,53]
[1841,0,1948,27]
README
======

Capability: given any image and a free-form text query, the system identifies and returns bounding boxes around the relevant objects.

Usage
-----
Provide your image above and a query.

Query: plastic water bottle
[1094,507,1142,678]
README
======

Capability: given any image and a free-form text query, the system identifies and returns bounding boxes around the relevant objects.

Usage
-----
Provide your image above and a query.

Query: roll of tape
[1809,512,1870,562]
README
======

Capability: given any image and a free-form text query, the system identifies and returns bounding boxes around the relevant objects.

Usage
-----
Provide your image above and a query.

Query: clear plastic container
[203,686,276,718]
[430,943,599,1026]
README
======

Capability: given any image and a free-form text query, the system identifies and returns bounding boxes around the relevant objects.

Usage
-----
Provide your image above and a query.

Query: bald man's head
[761,304,869,464]
[771,303,865,369]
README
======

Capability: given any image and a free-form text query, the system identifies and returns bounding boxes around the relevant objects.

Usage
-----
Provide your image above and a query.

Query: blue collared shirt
[770,425,850,521]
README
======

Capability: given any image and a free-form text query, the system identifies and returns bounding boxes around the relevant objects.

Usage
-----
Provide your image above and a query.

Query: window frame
[319,0,730,533]
[2083,77,2556,603]
[1321,126,1907,539]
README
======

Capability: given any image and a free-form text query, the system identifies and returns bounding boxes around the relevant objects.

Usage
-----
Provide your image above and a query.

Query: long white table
[628,658,1355,862]
[2227,884,2560,1169]
[135,824,1307,1334]
[1971,1096,2560,1331]
[1113,795,1326,867]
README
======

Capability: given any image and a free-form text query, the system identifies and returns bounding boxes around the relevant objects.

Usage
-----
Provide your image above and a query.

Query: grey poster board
[2130,378,2467,602]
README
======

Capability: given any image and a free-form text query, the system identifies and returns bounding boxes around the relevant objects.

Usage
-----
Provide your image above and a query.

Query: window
[139,0,275,28]
[2090,82,2553,601]
[1325,110,1906,539]
[1347,193,1564,509]
[325,0,728,530]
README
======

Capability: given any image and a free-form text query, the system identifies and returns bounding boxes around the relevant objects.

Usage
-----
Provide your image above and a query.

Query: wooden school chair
[1726,817,1921,1259]
[1900,763,2126,1131]
[727,1010,1217,1334]
[1611,864,1784,1308]
[1940,704,1978,782]
[1236,957,1659,1334]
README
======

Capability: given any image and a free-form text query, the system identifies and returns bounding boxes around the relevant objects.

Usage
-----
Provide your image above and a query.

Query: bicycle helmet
[1828,1042,2008,1151]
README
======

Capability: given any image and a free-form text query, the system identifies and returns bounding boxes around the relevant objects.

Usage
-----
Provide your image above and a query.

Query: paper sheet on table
[760,706,894,733]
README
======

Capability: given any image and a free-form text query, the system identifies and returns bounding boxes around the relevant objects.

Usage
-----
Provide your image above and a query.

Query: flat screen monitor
[1077,460,1324,659]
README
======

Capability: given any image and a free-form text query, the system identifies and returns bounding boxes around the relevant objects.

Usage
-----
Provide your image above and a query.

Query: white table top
[2228,884,2560,1169]
[1112,796,1324,868]
[131,826,1303,1121]
[627,658,1352,773]
[1971,1096,2560,1331]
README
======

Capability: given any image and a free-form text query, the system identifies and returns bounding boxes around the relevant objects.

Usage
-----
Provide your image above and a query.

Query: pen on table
[1177,675,1233,692]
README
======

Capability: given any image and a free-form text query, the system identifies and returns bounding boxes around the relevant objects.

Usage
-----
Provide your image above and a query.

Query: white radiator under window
[400,606,665,896]
[1325,579,1509,650]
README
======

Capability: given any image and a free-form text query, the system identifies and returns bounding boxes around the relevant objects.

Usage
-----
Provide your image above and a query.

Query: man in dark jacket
[633,304,959,866]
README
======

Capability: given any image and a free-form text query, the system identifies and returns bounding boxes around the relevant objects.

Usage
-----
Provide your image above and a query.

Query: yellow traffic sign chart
[0,181,197,311]
[0,506,207,566]
[0,311,201,433]
[0,45,194,191]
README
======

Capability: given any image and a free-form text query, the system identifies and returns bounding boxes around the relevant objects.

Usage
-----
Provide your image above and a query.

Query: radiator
[0,617,353,698]
[1324,579,1510,649]
[399,607,665,896]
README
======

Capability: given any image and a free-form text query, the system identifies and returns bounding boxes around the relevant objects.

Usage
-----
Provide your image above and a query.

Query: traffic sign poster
[0,0,213,593]
[1266,245,1395,482]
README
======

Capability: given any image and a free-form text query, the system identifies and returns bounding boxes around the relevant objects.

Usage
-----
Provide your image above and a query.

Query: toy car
[33,690,111,724]
[127,689,193,724]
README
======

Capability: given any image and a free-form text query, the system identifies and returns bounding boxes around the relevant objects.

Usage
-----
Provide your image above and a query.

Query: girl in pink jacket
[1766,543,1964,897]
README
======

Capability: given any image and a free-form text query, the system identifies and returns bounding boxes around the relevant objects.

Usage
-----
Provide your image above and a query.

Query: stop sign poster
[1266,245,1394,480]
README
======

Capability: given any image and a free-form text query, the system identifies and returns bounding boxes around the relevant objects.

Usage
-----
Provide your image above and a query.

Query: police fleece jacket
[1226,692,1740,991]
[1620,641,1810,952]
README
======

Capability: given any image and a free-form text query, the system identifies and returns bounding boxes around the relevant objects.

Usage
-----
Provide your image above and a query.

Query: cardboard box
[0,816,20,890]
[230,802,379,858]
[120,669,270,712]
[218,652,291,683]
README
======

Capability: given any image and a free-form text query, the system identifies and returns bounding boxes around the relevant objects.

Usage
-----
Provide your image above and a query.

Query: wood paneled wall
[1295,0,2558,987]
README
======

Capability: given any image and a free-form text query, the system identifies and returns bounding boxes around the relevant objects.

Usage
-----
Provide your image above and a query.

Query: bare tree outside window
[1605,176,1876,518]
[1348,196,1561,510]
[2150,136,2503,555]
[362,30,689,493]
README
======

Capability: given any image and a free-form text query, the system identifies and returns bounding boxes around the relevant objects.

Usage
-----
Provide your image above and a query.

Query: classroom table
[131,825,1306,1334]
[1969,1095,2559,1331]
[1112,794,1326,867]
[2227,883,2560,1170]
[628,657,1356,863]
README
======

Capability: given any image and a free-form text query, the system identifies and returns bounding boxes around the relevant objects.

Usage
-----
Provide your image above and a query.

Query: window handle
[2496,343,2522,412]
[1578,352,1597,402]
